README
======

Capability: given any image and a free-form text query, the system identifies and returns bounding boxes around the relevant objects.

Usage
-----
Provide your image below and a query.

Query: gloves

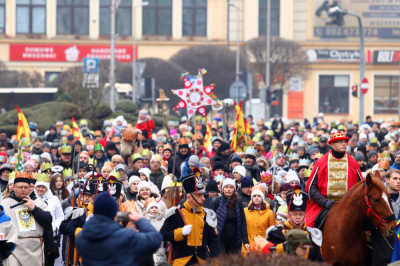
[324,200,335,209]
[0,241,14,251]
[182,225,192,236]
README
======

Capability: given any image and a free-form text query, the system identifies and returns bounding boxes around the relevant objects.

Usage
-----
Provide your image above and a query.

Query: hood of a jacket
[238,187,251,199]
[81,214,122,242]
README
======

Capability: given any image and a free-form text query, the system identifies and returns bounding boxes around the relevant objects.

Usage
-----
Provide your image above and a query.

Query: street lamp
[132,1,149,103]
[328,7,365,124]
[229,3,240,82]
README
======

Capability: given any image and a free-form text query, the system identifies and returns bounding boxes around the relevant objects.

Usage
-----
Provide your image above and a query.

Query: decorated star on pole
[172,69,216,119]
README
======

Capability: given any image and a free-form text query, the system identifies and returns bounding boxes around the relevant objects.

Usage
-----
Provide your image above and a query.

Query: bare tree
[245,36,309,90]
[0,60,43,88]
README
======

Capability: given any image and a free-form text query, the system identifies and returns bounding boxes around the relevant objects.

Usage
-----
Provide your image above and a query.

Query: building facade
[0,0,399,123]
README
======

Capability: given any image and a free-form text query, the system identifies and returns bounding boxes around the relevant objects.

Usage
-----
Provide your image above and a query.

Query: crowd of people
[1,110,400,266]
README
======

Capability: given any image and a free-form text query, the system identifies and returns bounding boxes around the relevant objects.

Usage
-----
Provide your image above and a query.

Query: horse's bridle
[363,185,396,228]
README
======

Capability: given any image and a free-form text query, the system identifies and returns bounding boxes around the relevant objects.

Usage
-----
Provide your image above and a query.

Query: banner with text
[10,44,136,62]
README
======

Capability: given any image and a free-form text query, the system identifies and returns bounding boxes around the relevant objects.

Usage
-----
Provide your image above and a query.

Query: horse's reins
[363,184,396,229]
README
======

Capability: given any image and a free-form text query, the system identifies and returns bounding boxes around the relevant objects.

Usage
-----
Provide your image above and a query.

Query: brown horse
[321,172,396,266]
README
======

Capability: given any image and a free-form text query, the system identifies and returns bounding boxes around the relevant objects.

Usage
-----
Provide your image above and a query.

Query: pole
[236,6,240,82]
[110,0,116,111]
[222,106,227,142]
[265,0,271,121]
[132,4,137,102]
[227,0,230,47]
[399,47,400,121]
[357,15,365,126]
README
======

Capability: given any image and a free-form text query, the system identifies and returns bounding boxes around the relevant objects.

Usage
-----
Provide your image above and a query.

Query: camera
[116,211,130,224]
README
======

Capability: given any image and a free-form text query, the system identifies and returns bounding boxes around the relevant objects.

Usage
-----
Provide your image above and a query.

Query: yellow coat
[241,202,275,255]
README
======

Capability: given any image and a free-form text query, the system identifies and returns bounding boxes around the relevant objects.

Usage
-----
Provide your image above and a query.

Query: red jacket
[305,151,362,227]
[135,119,155,137]
[190,146,207,159]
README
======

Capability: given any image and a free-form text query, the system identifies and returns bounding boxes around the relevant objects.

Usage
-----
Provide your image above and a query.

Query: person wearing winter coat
[168,139,191,178]
[35,174,64,266]
[210,179,249,254]
[211,142,232,167]
[76,192,163,266]
[143,199,166,266]
[135,181,167,217]
[124,176,140,201]
[241,186,275,255]
[270,183,291,211]
[135,110,155,138]
[236,176,254,209]
[138,168,160,194]
[46,125,60,143]
[0,204,18,264]
[149,155,166,191]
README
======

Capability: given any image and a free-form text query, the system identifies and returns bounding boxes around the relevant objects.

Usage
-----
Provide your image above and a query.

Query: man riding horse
[305,131,363,227]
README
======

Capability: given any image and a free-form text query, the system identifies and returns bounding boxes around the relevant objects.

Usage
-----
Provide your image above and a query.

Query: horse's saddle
[314,207,332,230]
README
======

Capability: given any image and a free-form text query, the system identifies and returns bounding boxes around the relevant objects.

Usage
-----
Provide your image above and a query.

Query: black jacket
[317,144,332,155]
[237,188,251,209]
[244,164,261,182]
[160,204,220,262]
[149,170,165,191]
[123,187,137,201]
[168,151,191,178]
[211,151,232,168]
[0,178,7,192]
[46,133,60,143]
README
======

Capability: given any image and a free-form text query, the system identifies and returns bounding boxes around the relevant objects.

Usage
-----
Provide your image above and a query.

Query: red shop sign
[10,44,136,62]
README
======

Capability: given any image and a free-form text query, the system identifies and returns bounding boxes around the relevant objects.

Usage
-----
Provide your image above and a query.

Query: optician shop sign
[307,49,360,63]
[9,44,135,62]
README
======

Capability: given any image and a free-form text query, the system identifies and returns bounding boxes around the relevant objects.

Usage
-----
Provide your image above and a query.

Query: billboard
[373,50,400,64]
[314,0,400,38]
[10,44,135,62]
[307,49,360,62]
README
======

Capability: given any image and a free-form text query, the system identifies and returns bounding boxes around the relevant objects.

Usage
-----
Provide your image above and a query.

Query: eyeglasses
[15,185,30,190]
[151,162,161,165]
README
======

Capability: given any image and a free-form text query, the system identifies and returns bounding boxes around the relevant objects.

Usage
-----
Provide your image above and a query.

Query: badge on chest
[15,207,36,232]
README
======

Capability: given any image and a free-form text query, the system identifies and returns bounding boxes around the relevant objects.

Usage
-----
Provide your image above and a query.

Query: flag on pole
[204,122,212,153]
[72,117,84,142]
[15,140,24,172]
[230,100,248,152]
[16,106,31,141]
[234,101,253,136]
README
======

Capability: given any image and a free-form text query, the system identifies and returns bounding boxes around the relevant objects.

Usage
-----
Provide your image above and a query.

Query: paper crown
[103,161,115,170]
[266,130,274,137]
[245,147,257,156]
[61,145,72,154]
[163,144,172,151]
[111,136,121,143]
[30,172,38,180]
[0,154,6,163]
[63,168,73,177]
[94,143,103,152]
[88,157,94,165]
[144,197,157,209]
[260,171,273,184]
[41,162,53,172]
[94,130,102,137]
[161,160,168,170]
[119,200,137,212]
[378,160,390,170]
[15,171,28,179]
[109,170,120,182]
[170,182,182,187]
[252,184,266,195]
[214,174,225,183]
[178,138,189,146]
[381,151,391,159]
[79,119,88,126]
[314,153,324,159]
[304,168,312,178]
[328,131,349,144]
[192,134,203,141]
[298,141,305,148]
[37,173,50,183]
[9,157,17,163]
[299,159,310,167]
[9,171,15,180]
[247,139,255,146]
[22,138,31,147]
[132,153,142,161]
[87,140,96,146]
[141,149,151,158]
[289,153,300,161]
[370,137,378,144]
[390,145,398,151]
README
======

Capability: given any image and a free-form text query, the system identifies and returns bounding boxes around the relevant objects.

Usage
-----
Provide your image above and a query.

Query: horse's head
[365,172,396,237]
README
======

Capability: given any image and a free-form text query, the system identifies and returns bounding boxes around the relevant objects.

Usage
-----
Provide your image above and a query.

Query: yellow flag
[16,106,31,141]
[204,122,212,153]
[230,101,247,152]
[72,117,85,142]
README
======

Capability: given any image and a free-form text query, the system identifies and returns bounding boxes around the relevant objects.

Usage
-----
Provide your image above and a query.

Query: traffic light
[352,85,358,98]
[268,88,276,103]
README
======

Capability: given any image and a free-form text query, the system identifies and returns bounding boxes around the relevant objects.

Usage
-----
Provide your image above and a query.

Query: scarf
[0,176,8,182]
[275,195,287,207]
[253,204,262,210]
[216,194,242,248]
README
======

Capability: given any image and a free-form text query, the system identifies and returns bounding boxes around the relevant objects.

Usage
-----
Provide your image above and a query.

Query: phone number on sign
[314,27,383,37]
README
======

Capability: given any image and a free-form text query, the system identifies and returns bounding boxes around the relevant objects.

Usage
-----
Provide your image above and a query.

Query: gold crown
[9,171,15,180]
[111,136,121,143]
[109,170,120,183]
[178,138,189,146]
[378,160,390,170]
[61,145,72,153]
[192,134,203,141]
[103,161,115,169]
[144,197,157,209]
[63,168,73,177]
[15,171,26,179]
[37,173,49,183]
[119,200,137,212]
[94,130,102,137]
[41,162,53,172]
[30,173,37,180]
[315,153,324,159]
[330,131,346,139]
[87,140,96,146]
[304,168,312,178]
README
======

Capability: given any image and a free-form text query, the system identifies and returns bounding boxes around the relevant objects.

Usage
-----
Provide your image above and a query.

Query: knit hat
[277,170,287,177]
[146,200,159,213]
[241,176,254,188]
[396,151,400,157]
[213,161,225,172]
[222,178,236,191]
[232,165,246,178]
[93,192,119,220]
[231,156,242,164]
[138,181,152,193]
[24,160,35,169]
[161,176,172,191]
[40,152,52,163]
[206,179,218,192]
[368,150,378,159]
[139,168,151,181]
[188,155,200,167]
[359,132,367,140]
[251,189,265,201]
[128,176,141,188]
[355,152,365,161]
[285,171,300,184]
[218,142,230,152]
[34,136,43,143]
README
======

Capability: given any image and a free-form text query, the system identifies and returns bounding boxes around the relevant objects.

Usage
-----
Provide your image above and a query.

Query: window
[374,75,399,114]
[0,0,5,34]
[16,0,46,34]
[57,0,89,35]
[142,0,172,36]
[99,0,132,36]
[319,75,349,114]
[259,0,280,36]
[182,0,206,36]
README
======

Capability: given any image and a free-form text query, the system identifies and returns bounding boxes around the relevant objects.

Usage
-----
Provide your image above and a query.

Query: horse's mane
[339,176,388,202]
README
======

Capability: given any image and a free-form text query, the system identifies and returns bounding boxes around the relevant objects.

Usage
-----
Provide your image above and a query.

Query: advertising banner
[10,44,135,62]
[373,50,400,64]
[314,0,400,38]
[307,49,360,62]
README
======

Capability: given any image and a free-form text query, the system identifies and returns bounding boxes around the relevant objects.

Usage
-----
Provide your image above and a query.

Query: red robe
[135,119,155,138]
[305,151,362,227]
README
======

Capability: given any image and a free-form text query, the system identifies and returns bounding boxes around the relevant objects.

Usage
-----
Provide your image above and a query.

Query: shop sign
[9,44,135,62]
[313,1,400,38]
[307,49,360,63]
[374,50,400,64]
